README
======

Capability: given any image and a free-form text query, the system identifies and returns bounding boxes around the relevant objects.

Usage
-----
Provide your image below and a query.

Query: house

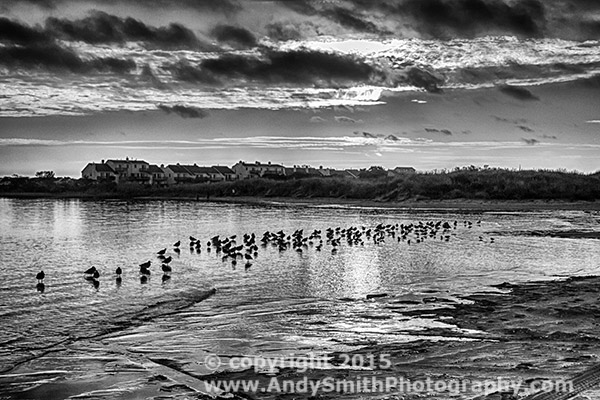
[388,167,416,177]
[185,164,220,182]
[345,169,362,179]
[147,164,167,185]
[163,164,195,184]
[330,169,359,179]
[81,162,117,182]
[105,158,150,183]
[232,161,285,180]
[212,166,236,181]
[285,165,324,179]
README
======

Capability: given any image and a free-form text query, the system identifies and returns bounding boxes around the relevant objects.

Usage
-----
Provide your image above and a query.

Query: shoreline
[5,275,600,399]
[2,193,600,211]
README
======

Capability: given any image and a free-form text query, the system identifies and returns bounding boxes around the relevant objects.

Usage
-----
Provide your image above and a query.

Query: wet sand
[3,276,600,399]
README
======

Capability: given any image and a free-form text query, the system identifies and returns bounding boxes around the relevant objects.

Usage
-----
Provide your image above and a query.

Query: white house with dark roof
[81,162,118,182]
[163,164,195,184]
[212,165,236,181]
[388,167,416,177]
[105,158,150,183]
[232,161,285,180]
[147,164,167,185]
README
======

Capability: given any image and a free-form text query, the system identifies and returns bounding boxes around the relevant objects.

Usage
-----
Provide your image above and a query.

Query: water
[0,198,599,389]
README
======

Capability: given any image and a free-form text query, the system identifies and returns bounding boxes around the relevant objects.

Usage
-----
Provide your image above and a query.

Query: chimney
[268,161,271,165]
[101,159,105,164]
[160,164,164,168]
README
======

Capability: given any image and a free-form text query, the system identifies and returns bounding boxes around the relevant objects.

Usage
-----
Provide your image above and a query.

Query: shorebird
[92,270,100,279]
[115,267,122,276]
[157,248,166,255]
[84,266,96,274]
[36,270,45,282]
[162,264,172,273]
[173,240,181,248]
[162,256,172,264]
[139,261,151,269]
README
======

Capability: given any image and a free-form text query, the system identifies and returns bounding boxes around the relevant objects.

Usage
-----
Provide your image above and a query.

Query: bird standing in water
[36,270,45,282]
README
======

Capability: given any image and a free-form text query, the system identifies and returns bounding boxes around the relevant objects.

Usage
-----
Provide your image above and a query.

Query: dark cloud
[140,64,167,88]
[336,116,363,124]
[0,43,136,74]
[499,84,540,101]
[425,128,453,135]
[2,0,240,13]
[395,0,545,38]
[211,24,257,48]
[45,11,210,50]
[265,21,304,41]
[0,18,49,45]
[285,0,546,38]
[518,125,535,132]
[166,60,221,85]
[200,49,378,86]
[323,7,383,34]
[406,68,444,92]
[157,104,209,119]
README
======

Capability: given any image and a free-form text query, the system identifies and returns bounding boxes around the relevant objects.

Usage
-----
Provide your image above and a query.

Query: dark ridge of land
[2,169,600,206]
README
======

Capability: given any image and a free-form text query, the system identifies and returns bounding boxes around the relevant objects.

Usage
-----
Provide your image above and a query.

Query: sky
[0,0,599,176]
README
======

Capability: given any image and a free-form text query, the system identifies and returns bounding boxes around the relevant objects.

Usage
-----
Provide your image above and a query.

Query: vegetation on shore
[2,167,600,202]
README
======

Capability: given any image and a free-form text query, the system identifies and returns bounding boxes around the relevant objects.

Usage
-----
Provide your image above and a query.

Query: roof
[186,165,216,174]
[240,162,284,168]
[106,159,149,164]
[212,165,235,174]
[166,164,191,174]
[89,163,115,173]
[147,164,164,173]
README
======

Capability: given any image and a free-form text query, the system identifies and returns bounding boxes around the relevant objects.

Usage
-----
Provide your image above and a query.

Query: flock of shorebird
[35,219,491,292]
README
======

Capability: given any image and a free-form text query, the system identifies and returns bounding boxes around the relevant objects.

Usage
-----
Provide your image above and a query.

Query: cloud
[0,43,136,74]
[323,6,383,34]
[425,128,452,135]
[211,24,257,48]
[309,116,327,123]
[406,67,444,92]
[265,21,306,41]
[157,104,209,119]
[336,116,364,124]
[140,64,167,88]
[522,138,540,145]
[518,125,535,132]
[199,49,379,86]
[1,0,240,13]
[45,11,211,50]
[354,131,377,138]
[0,17,49,45]
[283,0,547,39]
[499,84,540,101]
[166,60,221,85]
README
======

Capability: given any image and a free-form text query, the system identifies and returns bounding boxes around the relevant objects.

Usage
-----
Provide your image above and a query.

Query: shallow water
[0,198,599,396]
